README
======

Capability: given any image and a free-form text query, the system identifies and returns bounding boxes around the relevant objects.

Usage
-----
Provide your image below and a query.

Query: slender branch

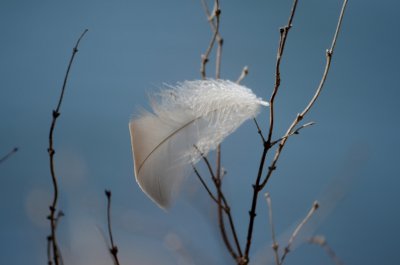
[308,235,345,265]
[261,0,348,189]
[280,201,319,265]
[105,190,121,265]
[192,164,220,206]
[243,2,299,262]
[265,193,280,265]
[219,191,243,260]
[200,0,221,79]
[299,0,348,119]
[236,66,267,146]
[253,118,266,144]
[243,146,268,262]
[215,175,238,261]
[267,0,299,145]
[236,66,249,84]
[270,122,315,147]
[193,145,216,180]
[0,147,18,164]
[244,0,349,262]
[193,145,241,261]
[46,29,88,265]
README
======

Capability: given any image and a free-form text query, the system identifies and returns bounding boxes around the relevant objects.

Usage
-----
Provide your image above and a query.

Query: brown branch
[260,0,348,189]
[0,147,18,164]
[192,164,220,206]
[267,0,299,145]
[219,189,243,261]
[265,193,280,265]
[193,145,241,261]
[308,235,345,265]
[47,29,88,265]
[105,190,121,265]
[280,201,319,265]
[244,0,349,262]
[243,2,299,262]
[253,118,266,144]
[269,122,315,147]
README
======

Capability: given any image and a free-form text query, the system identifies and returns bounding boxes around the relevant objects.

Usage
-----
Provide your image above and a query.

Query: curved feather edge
[129,79,268,209]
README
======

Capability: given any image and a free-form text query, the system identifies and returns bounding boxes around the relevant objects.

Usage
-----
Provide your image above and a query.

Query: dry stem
[280,201,319,264]
[244,0,348,263]
[243,1,299,261]
[105,190,121,265]
[46,29,88,265]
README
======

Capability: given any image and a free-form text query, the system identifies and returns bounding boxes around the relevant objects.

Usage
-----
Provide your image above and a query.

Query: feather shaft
[129,79,268,208]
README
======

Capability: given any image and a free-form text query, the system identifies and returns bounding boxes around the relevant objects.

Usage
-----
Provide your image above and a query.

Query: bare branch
[193,145,216,180]
[243,1,299,261]
[200,0,221,79]
[260,0,348,190]
[265,193,280,265]
[192,164,220,206]
[0,147,18,165]
[280,201,319,265]
[105,190,121,265]
[47,29,88,265]
[193,144,239,261]
[270,122,315,147]
[267,0,299,145]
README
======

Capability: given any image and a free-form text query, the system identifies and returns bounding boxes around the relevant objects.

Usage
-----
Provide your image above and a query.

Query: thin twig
[236,66,249,84]
[253,118,266,144]
[243,2,299,262]
[46,29,88,265]
[308,235,345,265]
[267,0,299,145]
[0,147,18,164]
[215,175,238,261]
[244,0,349,261]
[261,0,348,189]
[193,145,241,260]
[219,191,243,260]
[280,201,319,265]
[105,190,121,265]
[192,164,220,206]
[265,193,280,265]
[200,0,221,79]
[193,145,216,180]
[270,122,315,147]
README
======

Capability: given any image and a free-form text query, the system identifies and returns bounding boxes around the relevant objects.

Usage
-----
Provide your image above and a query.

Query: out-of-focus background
[1,0,398,264]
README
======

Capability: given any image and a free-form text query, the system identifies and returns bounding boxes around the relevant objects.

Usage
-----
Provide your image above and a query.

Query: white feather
[129,79,268,209]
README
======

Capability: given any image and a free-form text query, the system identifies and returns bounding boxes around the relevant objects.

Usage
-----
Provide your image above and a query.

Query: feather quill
[129,79,268,209]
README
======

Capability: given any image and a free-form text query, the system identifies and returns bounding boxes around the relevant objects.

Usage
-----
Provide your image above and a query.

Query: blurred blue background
[1,0,399,264]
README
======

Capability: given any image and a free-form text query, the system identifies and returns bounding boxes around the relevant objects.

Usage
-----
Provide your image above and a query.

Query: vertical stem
[47,29,88,265]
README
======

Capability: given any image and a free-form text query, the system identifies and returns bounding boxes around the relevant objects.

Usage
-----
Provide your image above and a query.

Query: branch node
[52,110,60,118]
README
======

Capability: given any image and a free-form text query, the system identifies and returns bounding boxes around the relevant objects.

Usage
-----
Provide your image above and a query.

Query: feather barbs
[129,79,268,209]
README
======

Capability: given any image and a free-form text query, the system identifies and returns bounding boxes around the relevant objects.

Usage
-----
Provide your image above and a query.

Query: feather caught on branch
[129,79,268,209]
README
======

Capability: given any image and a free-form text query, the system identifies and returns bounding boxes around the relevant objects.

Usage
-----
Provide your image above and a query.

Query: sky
[1,0,399,264]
